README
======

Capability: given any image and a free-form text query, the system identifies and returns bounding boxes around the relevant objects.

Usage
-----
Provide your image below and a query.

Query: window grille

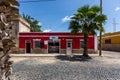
[34,40,40,48]
[80,40,84,48]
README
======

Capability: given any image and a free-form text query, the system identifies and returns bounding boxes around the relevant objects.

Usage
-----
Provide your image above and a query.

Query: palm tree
[0,0,19,79]
[69,5,107,57]
[22,14,42,32]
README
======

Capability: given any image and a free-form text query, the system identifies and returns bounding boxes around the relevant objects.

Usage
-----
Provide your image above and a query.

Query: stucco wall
[19,17,30,32]
[18,48,97,54]
[19,22,30,32]
[102,44,120,52]
[10,17,30,53]
[18,32,98,54]
[99,32,120,44]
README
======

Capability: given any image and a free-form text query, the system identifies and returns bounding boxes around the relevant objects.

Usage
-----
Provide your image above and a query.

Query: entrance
[66,40,72,56]
[26,40,31,53]
[48,40,59,53]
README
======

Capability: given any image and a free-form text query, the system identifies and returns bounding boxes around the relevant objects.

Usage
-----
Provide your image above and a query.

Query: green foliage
[69,5,107,35]
[22,13,42,32]
[69,5,107,56]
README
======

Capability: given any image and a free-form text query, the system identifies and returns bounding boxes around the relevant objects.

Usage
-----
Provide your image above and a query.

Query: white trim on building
[94,35,98,52]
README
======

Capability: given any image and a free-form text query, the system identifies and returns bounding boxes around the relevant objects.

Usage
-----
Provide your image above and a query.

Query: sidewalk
[102,51,120,59]
[10,51,120,58]
[10,53,65,57]
[10,53,98,58]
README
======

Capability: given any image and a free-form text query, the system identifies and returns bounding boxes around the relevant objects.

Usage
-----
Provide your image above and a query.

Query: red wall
[19,37,49,49]
[19,32,94,49]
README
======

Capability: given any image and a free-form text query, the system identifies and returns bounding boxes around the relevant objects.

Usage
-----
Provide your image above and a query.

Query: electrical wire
[19,0,56,3]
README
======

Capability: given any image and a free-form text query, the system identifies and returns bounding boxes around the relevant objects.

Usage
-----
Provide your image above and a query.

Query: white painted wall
[94,35,98,52]
[19,22,30,32]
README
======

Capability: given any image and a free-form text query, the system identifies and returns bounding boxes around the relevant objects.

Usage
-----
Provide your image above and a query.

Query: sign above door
[50,36,58,40]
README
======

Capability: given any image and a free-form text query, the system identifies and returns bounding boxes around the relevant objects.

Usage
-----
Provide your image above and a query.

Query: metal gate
[48,40,59,53]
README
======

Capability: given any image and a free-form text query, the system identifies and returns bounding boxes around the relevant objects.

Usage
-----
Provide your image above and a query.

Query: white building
[11,16,30,38]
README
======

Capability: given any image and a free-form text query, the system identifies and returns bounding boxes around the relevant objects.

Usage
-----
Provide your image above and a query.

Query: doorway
[26,40,31,53]
[48,40,59,53]
[66,40,72,55]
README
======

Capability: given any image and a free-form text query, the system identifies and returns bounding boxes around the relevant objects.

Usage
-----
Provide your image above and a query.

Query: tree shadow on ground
[55,55,92,62]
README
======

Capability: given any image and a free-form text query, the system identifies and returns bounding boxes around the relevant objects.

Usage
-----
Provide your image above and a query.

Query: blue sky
[18,0,120,33]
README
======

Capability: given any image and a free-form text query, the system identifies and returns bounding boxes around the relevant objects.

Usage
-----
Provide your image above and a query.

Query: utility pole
[99,0,102,56]
[112,18,118,32]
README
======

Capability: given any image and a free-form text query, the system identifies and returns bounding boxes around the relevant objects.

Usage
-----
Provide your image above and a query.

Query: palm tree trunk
[83,33,89,57]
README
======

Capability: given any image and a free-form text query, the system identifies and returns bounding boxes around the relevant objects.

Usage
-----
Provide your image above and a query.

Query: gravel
[10,51,120,80]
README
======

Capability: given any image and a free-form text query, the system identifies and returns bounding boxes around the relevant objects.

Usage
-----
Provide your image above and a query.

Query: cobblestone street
[10,51,120,80]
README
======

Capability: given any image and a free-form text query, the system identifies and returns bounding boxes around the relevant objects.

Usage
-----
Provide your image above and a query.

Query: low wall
[102,44,120,52]
[18,48,97,54]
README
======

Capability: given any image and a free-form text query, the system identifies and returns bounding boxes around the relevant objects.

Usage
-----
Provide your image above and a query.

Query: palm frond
[21,14,42,32]
[95,14,107,23]
[77,5,90,15]
[90,5,101,13]
[69,5,107,35]
[69,20,81,35]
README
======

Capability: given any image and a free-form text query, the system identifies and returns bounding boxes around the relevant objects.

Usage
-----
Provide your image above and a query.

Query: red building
[19,32,98,54]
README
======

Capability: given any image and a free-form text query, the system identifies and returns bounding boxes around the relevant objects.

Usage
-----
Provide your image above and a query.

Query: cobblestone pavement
[10,51,120,80]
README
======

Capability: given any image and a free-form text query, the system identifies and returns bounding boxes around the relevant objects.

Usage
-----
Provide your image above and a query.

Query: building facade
[19,32,98,54]
[11,16,30,38]
[10,16,30,53]
[99,31,120,51]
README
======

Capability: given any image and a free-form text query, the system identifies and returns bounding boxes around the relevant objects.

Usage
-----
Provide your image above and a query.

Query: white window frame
[66,39,72,48]
[33,39,40,48]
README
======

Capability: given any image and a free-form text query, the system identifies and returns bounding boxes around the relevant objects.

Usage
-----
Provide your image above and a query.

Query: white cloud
[38,22,42,26]
[62,16,73,22]
[43,29,52,32]
[115,7,120,11]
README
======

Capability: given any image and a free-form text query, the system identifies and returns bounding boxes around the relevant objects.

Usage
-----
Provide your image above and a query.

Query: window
[67,42,71,47]
[80,40,84,48]
[67,40,72,48]
[34,40,40,48]
[40,42,44,48]
[105,39,111,44]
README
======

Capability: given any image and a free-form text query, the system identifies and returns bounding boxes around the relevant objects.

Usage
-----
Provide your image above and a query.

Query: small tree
[69,5,107,57]
[0,0,19,80]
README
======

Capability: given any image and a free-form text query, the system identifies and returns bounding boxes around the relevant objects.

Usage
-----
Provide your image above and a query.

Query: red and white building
[19,32,98,54]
